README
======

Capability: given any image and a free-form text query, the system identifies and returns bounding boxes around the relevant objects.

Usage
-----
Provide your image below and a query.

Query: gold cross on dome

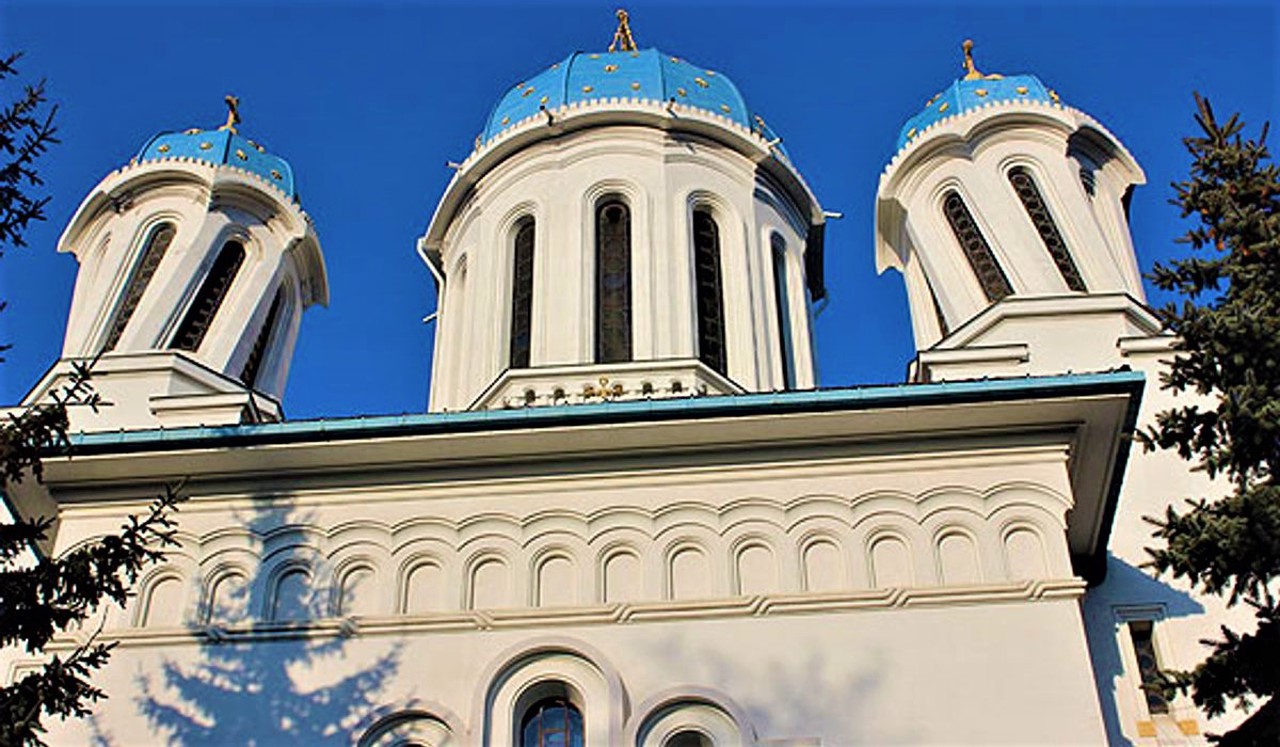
[962,40,983,80]
[609,8,637,52]
[220,95,242,133]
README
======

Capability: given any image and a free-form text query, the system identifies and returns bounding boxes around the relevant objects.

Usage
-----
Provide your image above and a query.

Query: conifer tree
[0,51,183,746]
[1144,93,1280,745]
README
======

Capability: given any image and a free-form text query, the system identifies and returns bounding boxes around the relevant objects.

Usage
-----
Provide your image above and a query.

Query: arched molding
[331,556,381,617]
[473,636,627,747]
[727,533,783,596]
[930,524,986,586]
[201,563,252,624]
[864,526,922,588]
[462,549,515,610]
[796,528,855,592]
[354,699,467,747]
[998,520,1054,581]
[528,542,584,608]
[596,540,647,604]
[132,567,188,628]
[662,537,719,601]
[397,553,455,615]
[263,559,316,621]
[626,687,755,747]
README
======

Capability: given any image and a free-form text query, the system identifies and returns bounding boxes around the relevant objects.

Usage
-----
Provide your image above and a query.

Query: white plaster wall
[8,433,1107,745]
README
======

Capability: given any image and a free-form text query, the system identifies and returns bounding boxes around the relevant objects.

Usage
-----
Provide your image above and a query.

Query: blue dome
[136,128,296,199]
[481,48,781,145]
[896,73,1059,151]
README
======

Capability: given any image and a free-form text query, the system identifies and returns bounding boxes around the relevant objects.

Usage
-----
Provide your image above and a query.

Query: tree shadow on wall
[132,499,401,745]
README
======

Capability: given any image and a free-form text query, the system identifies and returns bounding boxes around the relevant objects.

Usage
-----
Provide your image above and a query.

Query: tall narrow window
[942,191,1012,302]
[595,199,631,363]
[102,222,176,352]
[239,287,285,387]
[693,209,726,376]
[1008,166,1087,291]
[170,240,245,352]
[521,697,584,747]
[1129,620,1170,715]
[770,233,795,388]
[510,217,535,369]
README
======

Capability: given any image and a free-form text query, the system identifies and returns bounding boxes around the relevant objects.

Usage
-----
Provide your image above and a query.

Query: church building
[4,10,1245,746]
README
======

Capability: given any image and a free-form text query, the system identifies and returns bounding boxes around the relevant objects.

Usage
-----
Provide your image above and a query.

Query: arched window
[239,286,285,387]
[1007,166,1087,291]
[692,209,726,376]
[510,217,536,369]
[595,198,632,363]
[665,731,713,747]
[769,233,794,388]
[102,222,176,352]
[942,191,1012,302]
[171,240,246,352]
[520,697,584,747]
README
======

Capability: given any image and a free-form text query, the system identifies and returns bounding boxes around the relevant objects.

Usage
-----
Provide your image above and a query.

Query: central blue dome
[481,48,779,145]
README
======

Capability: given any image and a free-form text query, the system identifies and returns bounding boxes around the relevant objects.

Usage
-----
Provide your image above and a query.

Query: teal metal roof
[69,371,1144,452]
[896,72,1058,151]
[481,48,782,147]
[136,128,296,199]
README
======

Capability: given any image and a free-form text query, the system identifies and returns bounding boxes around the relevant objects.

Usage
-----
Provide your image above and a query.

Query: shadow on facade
[640,632,906,745]
[1082,552,1204,747]
[129,499,401,745]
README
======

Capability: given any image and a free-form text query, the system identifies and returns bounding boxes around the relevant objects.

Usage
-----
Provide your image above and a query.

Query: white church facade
[3,14,1246,746]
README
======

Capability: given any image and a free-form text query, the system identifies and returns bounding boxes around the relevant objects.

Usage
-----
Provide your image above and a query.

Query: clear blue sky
[1,1,1275,419]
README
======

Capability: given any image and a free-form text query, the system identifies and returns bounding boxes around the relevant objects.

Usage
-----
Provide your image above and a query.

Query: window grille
[942,191,1012,302]
[1008,167,1087,291]
[520,697,584,747]
[1129,620,1170,715]
[171,240,245,352]
[693,209,727,375]
[595,199,632,363]
[239,287,284,387]
[102,222,176,351]
[510,217,535,368]
[770,234,795,388]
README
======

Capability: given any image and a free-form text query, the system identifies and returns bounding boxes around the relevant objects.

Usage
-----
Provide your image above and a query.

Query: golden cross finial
[609,8,637,52]
[220,95,242,133]
[962,40,983,80]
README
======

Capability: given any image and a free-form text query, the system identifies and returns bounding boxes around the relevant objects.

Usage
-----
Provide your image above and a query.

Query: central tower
[420,13,827,411]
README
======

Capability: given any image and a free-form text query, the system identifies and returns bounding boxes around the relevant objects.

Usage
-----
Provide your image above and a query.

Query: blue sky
[1,1,1275,419]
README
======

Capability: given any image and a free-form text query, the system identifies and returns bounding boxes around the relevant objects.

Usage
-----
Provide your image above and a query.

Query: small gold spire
[219,94,242,133]
[609,8,637,52]
[962,40,982,80]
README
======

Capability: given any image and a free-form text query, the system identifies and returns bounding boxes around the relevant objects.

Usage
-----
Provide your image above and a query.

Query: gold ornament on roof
[609,8,637,52]
[961,40,1003,81]
[219,94,242,133]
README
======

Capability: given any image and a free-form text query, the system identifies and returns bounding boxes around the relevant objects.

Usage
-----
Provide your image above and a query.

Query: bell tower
[875,42,1154,382]
[25,97,328,431]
